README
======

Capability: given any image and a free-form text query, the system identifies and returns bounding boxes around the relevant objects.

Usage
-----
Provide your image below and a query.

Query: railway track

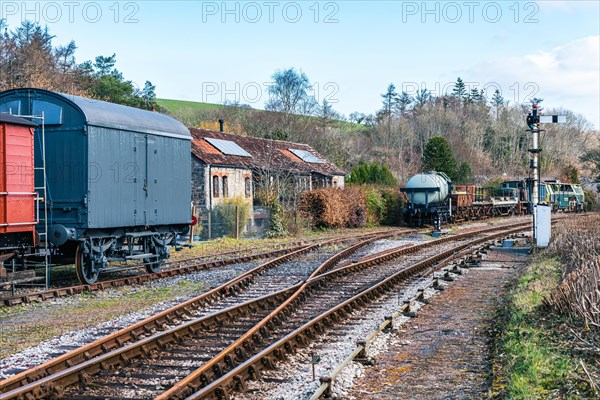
[0,221,529,399]
[0,229,397,307]
[165,222,530,400]
[0,229,405,399]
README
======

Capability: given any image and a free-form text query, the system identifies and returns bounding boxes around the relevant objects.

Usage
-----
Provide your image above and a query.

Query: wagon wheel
[75,243,100,285]
[144,256,163,274]
[145,233,174,274]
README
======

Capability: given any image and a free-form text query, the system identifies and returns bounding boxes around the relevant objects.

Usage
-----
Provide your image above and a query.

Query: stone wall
[191,157,252,209]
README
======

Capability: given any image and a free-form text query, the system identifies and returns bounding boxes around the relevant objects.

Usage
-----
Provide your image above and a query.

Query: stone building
[190,128,346,209]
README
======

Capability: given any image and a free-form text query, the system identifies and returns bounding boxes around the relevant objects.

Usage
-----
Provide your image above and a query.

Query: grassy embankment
[156,98,222,113]
[494,216,599,399]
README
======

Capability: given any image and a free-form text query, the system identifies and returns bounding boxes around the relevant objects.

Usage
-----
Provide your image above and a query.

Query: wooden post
[208,211,212,240]
[235,205,240,240]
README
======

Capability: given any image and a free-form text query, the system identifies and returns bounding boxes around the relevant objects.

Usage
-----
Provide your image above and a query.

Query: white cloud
[464,36,600,128]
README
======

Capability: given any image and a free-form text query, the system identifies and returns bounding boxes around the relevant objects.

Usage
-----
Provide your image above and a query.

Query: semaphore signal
[526,103,566,247]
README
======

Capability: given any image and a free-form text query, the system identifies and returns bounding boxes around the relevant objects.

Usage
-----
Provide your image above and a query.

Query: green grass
[156,98,363,131]
[156,98,224,114]
[494,255,594,399]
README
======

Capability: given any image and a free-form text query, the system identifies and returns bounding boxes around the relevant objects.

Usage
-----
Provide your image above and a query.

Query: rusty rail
[189,226,528,399]
[0,222,529,399]
[0,230,399,399]
[0,230,399,307]
[308,240,508,399]
[161,223,531,399]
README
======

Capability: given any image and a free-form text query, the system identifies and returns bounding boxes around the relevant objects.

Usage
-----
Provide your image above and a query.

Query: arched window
[222,176,229,198]
[213,176,220,198]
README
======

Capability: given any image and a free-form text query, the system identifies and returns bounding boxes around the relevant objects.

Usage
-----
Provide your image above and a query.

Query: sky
[2,0,599,127]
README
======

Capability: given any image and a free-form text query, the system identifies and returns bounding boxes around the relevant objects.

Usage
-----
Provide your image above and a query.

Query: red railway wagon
[0,113,37,263]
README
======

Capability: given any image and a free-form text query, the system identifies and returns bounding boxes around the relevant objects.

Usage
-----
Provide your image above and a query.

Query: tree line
[0,20,156,109]
[1,20,598,186]
[179,71,599,185]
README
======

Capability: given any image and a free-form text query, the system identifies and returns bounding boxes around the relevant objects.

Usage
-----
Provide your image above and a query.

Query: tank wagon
[0,88,192,284]
[401,172,452,229]
[0,113,37,269]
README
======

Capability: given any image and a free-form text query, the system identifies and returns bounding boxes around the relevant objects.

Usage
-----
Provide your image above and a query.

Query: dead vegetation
[298,187,367,228]
[492,215,600,398]
[548,216,600,331]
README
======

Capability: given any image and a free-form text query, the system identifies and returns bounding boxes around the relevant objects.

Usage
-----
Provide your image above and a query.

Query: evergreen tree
[422,136,457,179]
[0,20,157,109]
[347,161,398,186]
[491,89,505,107]
[140,81,157,110]
[530,97,544,106]
[491,89,505,120]
[414,88,432,108]
[381,83,399,114]
[396,91,413,115]
[469,88,481,102]
[93,54,117,76]
[380,83,399,143]
[452,77,467,99]
[456,161,473,183]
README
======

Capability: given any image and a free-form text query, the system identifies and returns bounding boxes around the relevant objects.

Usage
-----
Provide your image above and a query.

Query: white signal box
[535,205,551,247]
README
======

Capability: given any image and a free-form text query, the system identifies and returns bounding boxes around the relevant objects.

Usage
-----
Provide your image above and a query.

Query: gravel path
[345,249,525,399]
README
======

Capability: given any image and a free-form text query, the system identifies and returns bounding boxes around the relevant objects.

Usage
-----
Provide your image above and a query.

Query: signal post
[526,103,565,247]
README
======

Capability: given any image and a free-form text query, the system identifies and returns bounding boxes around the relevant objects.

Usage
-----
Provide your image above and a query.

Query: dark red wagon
[0,113,37,261]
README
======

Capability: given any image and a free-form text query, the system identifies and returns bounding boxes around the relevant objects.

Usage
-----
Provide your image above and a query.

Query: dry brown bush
[548,216,600,330]
[299,187,366,229]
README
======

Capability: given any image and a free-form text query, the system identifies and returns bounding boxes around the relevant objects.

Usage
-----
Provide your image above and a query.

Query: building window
[222,176,229,198]
[298,177,308,191]
[213,176,220,198]
[245,177,252,198]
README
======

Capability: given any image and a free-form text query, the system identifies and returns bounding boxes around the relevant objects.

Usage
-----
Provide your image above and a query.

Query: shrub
[299,186,405,229]
[481,177,504,197]
[266,198,288,238]
[548,216,600,330]
[583,189,598,211]
[364,187,385,226]
[347,161,398,186]
[215,196,251,238]
[299,187,366,229]
[380,188,405,226]
[346,187,367,228]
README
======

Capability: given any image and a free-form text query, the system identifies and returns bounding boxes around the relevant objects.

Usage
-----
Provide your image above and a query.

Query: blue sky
[2,1,599,127]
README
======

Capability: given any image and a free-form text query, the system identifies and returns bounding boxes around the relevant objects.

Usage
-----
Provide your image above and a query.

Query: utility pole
[526,103,566,247]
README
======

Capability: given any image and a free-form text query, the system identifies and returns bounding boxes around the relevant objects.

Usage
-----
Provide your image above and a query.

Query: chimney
[218,119,224,132]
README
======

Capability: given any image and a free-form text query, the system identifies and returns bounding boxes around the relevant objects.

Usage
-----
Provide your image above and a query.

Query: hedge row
[299,186,405,229]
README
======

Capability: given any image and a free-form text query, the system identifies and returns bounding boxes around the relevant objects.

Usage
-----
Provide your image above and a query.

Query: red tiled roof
[190,129,346,176]
[192,138,223,155]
